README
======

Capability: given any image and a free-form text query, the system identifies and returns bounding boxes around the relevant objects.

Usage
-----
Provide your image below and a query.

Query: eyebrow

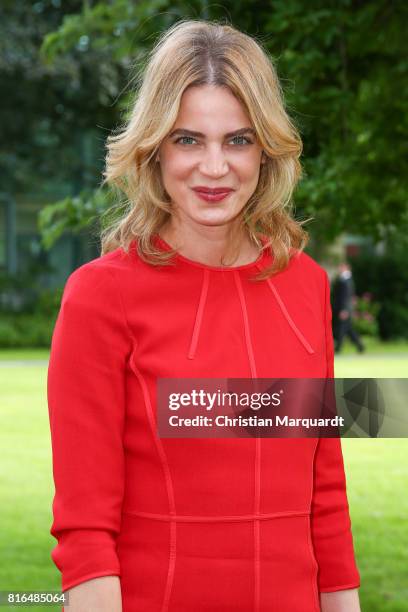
[169,127,257,139]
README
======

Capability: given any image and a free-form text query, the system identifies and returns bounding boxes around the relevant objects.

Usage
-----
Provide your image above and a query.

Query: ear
[261,151,267,165]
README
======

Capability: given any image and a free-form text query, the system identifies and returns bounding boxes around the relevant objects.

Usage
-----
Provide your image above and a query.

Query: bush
[350,246,408,340]
[0,278,63,347]
[0,312,57,348]
[352,293,380,337]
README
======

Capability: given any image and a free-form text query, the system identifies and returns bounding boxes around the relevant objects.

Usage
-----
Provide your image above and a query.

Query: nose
[198,144,229,177]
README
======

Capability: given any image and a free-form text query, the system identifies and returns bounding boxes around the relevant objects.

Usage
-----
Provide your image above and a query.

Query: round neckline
[153,233,270,271]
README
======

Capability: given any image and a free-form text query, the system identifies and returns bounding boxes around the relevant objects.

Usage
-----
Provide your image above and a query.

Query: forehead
[173,85,252,131]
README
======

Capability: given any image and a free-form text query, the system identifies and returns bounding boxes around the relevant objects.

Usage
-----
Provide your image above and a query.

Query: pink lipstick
[192,187,235,202]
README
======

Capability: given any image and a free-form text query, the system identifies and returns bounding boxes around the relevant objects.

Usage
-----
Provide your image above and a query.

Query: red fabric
[47,234,360,611]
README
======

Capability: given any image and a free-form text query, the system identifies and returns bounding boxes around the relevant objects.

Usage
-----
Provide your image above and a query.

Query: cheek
[162,152,194,182]
[234,155,262,186]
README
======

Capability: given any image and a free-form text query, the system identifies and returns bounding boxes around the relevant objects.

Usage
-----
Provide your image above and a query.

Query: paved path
[0,360,49,366]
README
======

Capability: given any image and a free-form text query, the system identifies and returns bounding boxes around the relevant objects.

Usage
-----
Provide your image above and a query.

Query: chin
[192,213,236,227]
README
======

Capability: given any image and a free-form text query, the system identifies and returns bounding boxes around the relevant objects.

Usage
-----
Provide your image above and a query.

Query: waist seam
[121,509,311,522]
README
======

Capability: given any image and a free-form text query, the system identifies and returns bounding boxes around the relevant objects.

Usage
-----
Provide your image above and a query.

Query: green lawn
[334,337,408,378]
[0,344,407,611]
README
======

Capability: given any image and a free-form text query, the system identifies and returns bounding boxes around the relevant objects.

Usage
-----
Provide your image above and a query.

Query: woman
[47,19,361,612]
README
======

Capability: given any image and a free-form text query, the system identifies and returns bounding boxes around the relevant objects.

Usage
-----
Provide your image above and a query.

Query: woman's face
[156,85,265,228]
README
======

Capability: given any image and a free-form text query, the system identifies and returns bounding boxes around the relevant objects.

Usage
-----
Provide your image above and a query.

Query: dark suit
[332,272,364,352]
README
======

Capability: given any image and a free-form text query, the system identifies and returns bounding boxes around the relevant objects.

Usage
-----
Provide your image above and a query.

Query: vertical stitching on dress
[187,269,210,359]
[254,438,261,612]
[233,271,261,612]
[309,439,320,610]
[233,271,258,378]
[256,263,315,355]
[307,514,321,612]
[323,271,334,378]
[128,349,177,612]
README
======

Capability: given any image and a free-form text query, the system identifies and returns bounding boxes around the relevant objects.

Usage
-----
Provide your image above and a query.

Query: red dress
[47,233,360,611]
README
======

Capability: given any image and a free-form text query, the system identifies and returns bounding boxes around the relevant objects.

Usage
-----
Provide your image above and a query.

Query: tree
[2,0,407,249]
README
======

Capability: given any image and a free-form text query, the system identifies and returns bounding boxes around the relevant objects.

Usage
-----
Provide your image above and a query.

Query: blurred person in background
[332,261,365,354]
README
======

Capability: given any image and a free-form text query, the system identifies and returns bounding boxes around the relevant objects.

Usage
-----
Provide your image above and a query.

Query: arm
[64,576,122,612]
[320,588,361,612]
[47,263,134,605]
[310,273,361,608]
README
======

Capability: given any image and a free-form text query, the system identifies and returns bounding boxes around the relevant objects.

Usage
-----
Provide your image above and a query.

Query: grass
[0,348,50,361]
[0,342,407,611]
[0,363,58,610]
[339,336,408,355]
[334,342,408,378]
[334,337,408,378]
[342,438,408,611]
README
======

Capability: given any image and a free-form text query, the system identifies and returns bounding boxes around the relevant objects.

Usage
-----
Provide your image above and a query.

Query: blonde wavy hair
[101,18,309,280]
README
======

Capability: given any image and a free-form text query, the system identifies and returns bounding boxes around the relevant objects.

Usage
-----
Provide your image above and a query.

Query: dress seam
[128,354,176,612]
[319,581,361,593]
[260,268,315,355]
[187,268,210,359]
[104,267,138,346]
[254,437,261,612]
[306,515,320,612]
[122,510,311,522]
[323,271,330,378]
[232,271,258,378]
[232,270,261,611]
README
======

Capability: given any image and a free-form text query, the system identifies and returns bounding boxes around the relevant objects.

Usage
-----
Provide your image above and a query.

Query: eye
[174,134,253,146]
[230,135,253,146]
[175,136,197,145]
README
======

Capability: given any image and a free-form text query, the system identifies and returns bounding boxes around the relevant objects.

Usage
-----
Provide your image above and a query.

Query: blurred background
[0,1,407,610]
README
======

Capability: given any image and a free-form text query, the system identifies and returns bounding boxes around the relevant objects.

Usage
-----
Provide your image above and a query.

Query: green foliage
[38,187,110,248]
[379,301,408,343]
[0,264,64,348]
[40,0,171,65]
[0,280,63,348]
[353,294,380,338]
[0,312,55,348]
[0,270,42,313]
[261,1,408,242]
[2,1,407,247]
[350,241,408,340]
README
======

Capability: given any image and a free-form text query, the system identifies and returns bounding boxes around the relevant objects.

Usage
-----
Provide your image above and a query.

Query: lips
[192,187,235,194]
[191,187,234,203]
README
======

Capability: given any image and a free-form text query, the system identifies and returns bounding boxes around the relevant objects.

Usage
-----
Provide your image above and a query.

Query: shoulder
[273,250,330,317]
[64,244,135,294]
[52,250,134,350]
[258,232,328,286]
[287,249,329,286]
[70,243,134,278]
[61,246,135,318]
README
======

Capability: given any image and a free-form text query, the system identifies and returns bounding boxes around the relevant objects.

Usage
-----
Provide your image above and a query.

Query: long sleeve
[310,272,361,592]
[47,263,134,592]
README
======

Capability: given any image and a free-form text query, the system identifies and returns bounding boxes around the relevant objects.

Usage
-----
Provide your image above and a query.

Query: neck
[158,220,260,267]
